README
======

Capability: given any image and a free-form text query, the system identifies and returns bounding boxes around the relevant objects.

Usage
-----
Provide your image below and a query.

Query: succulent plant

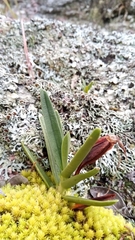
[21,89,124,208]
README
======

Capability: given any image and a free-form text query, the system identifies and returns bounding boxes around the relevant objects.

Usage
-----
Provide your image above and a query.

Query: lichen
[0,17,134,179]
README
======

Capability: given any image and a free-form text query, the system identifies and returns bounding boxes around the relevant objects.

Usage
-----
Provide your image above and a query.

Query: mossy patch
[0,170,134,239]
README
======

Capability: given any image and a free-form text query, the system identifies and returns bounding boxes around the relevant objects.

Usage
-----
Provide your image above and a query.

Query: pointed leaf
[83,81,94,93]
[61,132,70,169]
[61,168,100,189]
[61,128,101,178]
[39,115,61,185]
[40,89,63,184]
[21,141,53,188]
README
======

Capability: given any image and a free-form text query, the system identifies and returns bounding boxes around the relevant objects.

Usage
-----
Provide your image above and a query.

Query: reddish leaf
[75,135,126,175]
[91,193,116,200]
[72,203,87,210]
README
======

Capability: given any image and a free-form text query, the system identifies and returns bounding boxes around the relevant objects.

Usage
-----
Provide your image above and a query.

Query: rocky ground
[0,0,135,221]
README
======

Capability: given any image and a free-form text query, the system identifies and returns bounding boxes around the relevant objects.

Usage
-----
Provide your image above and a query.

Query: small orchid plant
[21,89,126,209]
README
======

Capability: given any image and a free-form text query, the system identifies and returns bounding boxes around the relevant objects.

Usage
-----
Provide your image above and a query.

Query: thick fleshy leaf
[40,89,63,185]
[61,168,100,189]
[75,135,126,174]
[61,128,101,178]
[63,195,118,207]
[71,193,116,210]
[21,141,53,188]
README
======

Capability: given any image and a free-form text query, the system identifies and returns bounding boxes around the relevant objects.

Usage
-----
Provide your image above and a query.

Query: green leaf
[39,116,60,185]
[21,141,53,188]
[61,132,70,170]
[61,128,101,178]
[55,110,64,139]
[83,81,94,93]
[61,167,100,189]
[83,85,88,93]
[63,195,118,207]
[40,89,63,185]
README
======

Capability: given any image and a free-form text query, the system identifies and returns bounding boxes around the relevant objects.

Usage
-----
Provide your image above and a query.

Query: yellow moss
[62,213,71,221]
[61,206,70,214]
[37,229,45,239]
[104,235,118,240]
[10,232,18,239]
[58,222,67,232]
[93,221,102,231]
[33,205,41,215]
[1,212,12,222]
[85,229,95,239]
[25,204,33,213]
[87,217,93,228]
[95,229,104,239]
[40,225,48,234]
[84,222,91,232]
[74,236,83,240]
[66,224,74,235]
[102,224,111,235]
[54,193,62,205]
[5,227,13,236]
[74,222,81,230]
[53,237,59,240]
[51,203,59,212]
[25,233,36,240]
[50,225,58,235]
[42,200,50,209]
[85,206,135,239]
[79,229,85,236]
[12,206,20,217]
[76,210,86,222]
[0,170,134,240]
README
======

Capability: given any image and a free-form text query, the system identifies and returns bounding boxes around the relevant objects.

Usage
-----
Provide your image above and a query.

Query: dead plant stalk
[21,19,34,83]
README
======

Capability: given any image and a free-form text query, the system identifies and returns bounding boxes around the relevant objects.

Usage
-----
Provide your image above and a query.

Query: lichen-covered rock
[0,17,134,178]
